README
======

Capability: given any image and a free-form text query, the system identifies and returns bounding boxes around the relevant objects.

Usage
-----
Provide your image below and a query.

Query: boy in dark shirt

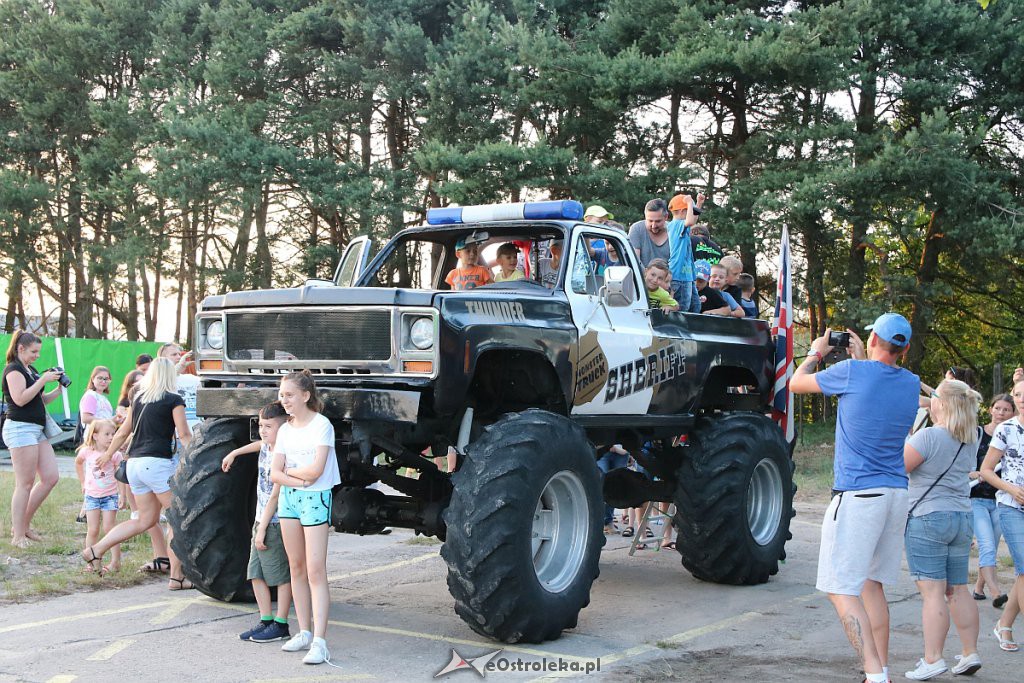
[694,260,730,315]
[737,273,758,318]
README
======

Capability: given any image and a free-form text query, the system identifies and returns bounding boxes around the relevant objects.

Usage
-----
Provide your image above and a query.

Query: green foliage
[0,0,1021,408]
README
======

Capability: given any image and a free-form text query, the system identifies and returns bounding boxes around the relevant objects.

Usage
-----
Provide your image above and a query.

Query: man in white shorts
[790,313,921,683]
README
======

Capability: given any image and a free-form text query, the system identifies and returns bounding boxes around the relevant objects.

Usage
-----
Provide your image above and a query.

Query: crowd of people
[2,332,198,585]
[5,198,1024,676]
[446,194,762,320]
[790,315,1024,681]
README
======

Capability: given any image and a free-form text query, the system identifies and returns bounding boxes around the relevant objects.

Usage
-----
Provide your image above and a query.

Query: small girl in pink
[75,419,123,573]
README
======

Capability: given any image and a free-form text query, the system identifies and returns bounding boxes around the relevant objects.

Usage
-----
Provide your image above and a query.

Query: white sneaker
[281,630,312,652]
[951,653,981,676]
[303,638,330,665]
[905,658,947,680]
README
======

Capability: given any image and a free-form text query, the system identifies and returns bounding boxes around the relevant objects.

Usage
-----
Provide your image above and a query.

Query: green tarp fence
[1,334,163,422]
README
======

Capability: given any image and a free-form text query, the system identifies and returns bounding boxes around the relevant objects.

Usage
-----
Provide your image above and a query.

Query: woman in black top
[2,331,63,548]
[82,358,193,589]
[969,393,1015,605]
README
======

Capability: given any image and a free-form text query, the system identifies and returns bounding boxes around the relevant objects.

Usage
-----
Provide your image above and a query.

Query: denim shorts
[126,457,175,496]
[905,510,972,583]
[997,503,1024,576]
[278,486,332,527]
[84,493,119,512]
[1,419,46,448]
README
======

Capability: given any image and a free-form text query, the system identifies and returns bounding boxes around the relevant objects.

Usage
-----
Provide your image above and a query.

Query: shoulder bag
[114,401,148,484]
[907,441,966,518]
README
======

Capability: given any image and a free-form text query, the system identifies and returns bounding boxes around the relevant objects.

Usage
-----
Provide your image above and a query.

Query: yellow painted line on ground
[85,638,135,661]
[0,599,174,635]
[326,550,439,583]
[252,676,375,683]
[204,599,589,662]
[150,596,203,625]
[45,676,77,683]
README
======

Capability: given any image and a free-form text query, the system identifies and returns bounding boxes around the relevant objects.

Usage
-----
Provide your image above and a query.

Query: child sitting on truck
[492,242,524,282]
[221,402,293,643]
[644,259,679,313]
[445,237,493,290]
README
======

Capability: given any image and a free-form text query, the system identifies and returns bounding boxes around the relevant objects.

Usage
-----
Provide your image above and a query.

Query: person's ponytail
[5,330,42,364]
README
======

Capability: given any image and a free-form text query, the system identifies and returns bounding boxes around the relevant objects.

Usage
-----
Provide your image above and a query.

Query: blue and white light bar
[427,200,584,225]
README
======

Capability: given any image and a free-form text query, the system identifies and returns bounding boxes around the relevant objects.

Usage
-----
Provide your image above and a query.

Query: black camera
[828,331,851,349]
[48,366,72,388]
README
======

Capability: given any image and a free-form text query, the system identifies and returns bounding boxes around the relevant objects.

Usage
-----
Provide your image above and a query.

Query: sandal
[621,527,634,538]
[994,624,1019,652]
[168,577,194,591]
[972,591,986,601]
[994,593,1009,609]
[635,542,648,550]
[82,547,105,576]
[661,541,676,550]
[139,557,170,574]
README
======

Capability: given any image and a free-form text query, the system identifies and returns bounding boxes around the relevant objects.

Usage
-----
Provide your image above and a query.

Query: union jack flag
[771,225,795,443]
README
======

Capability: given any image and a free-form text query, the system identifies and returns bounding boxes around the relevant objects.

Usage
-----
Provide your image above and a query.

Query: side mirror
[603,266,637,307]
[303,278,335,288]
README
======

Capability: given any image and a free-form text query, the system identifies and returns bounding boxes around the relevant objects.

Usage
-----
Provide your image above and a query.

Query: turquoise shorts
[278,486,332,527]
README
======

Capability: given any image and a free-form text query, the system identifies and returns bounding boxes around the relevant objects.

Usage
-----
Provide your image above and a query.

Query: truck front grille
[225,310,392,362]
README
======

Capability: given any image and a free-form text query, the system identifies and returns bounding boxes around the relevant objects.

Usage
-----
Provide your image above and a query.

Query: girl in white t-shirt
[270,370,340,666]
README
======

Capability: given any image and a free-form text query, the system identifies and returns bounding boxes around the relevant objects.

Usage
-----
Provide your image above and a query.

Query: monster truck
[168,200,794,644]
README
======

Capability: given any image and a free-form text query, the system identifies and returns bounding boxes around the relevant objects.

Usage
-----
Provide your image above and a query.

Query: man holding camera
[790,313,921,683]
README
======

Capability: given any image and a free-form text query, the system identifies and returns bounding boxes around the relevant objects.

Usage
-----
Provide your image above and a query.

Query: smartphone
[828,331,851,348]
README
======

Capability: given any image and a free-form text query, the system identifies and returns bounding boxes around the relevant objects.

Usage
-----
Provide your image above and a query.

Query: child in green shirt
[644,259,679,312]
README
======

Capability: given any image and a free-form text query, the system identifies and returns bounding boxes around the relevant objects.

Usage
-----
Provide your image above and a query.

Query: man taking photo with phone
[790,313,921,683]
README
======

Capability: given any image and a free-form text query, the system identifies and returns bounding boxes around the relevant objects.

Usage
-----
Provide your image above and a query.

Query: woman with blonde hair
[81,358,193,589]
[903,379,983,679]
[2,330,63,547]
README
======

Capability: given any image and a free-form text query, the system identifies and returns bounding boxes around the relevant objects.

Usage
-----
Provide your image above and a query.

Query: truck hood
[201,287,437,310]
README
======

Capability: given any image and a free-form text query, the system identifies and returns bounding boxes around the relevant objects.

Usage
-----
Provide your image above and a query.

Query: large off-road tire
[673,412,795,585]
[441,409,604,643]
[167,418,256,602]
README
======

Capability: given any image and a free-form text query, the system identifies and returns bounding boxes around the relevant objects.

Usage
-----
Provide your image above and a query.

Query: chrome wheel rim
[747,458,783,546]
[532,470,590,593]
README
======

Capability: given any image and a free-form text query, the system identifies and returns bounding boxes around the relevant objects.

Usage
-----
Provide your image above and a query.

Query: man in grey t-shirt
[627,198,671,268]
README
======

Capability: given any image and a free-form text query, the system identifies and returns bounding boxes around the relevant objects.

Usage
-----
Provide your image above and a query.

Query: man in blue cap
[790,313,920,683]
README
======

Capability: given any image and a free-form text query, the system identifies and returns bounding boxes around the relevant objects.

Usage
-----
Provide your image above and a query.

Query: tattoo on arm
[841,615,865,661]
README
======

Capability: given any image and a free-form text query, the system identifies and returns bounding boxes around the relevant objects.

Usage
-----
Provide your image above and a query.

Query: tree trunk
[846,51,878,322]
[906,211,943,373]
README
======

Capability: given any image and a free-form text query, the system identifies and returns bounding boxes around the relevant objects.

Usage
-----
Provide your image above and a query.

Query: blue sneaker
[239,620,270,641]
[250,620,290,643]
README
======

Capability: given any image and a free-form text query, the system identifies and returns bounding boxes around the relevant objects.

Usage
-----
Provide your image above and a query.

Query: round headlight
[206,320,224,350]
[409,317,434,350]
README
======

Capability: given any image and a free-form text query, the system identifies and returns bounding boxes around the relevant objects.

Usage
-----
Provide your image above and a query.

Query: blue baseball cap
[866,312,912,347]
[694,259,712,281]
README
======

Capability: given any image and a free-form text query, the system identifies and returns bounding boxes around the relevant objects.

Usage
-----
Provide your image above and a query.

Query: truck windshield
[365,231,565,291]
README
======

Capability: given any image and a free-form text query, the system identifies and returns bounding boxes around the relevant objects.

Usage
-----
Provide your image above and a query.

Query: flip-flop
[972,591,986,601]
[661,541,676,550]
[621,527,634,538]
[994,594,1009,609]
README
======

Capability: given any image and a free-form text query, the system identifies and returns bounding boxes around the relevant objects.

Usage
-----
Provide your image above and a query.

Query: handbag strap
[123,399,150,459]
[908,441,966,517]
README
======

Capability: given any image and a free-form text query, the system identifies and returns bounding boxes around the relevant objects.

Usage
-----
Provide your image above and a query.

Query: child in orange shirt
[445,238,493,290]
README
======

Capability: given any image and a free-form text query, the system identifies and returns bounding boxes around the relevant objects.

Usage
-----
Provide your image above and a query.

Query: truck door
[565,231,657,415]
